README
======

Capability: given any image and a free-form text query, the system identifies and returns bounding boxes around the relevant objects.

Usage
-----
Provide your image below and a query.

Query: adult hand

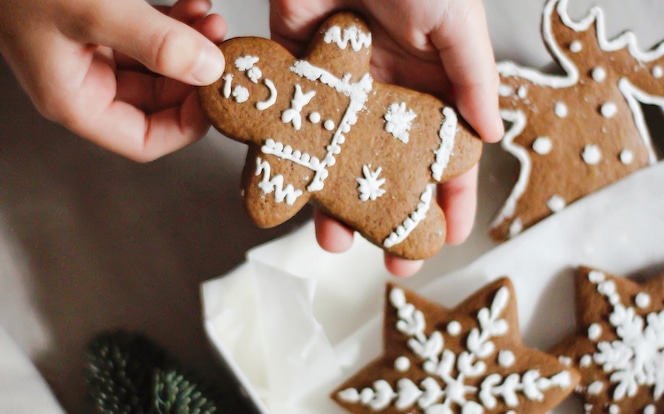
[0,0,226,161]
[270,0,504,276]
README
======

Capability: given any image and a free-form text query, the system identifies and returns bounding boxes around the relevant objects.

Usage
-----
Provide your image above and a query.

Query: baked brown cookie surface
[491,0,663,241]
[332,279,579,413]
[551,266,664,414]
[198,13,482,260]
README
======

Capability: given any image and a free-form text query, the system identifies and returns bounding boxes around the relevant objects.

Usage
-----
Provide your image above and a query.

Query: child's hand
[0,0,226,161]
[270,0,504,276]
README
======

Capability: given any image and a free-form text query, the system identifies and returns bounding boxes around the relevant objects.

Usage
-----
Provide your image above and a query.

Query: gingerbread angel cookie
[552,266,664,414]
[198,13,482,260]
[332,279,579,413]
[491,0,664,242]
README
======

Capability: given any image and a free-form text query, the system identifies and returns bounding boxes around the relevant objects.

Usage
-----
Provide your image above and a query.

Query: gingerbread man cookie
[491,0,664,242]
[332,279,579,413]
[198,13,482,260]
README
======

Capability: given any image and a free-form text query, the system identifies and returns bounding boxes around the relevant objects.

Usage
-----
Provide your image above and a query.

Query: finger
[168,0,213,24]
[437,164,479,245]
[314,209,354,253]
[430,0,504,143]
[115,71,192,113]
[384,254,424,277]
[69,0,225,86]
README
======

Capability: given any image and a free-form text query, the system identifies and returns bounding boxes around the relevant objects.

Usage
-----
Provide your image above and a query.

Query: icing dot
[394,356,411,372]
[644,405,656,414]
[509,218,523,238]
[532,136,553,154]
[554,102,568,118]
[309,112,321,124]
[653,65,663,78]
[587,380,604,395]
[609,404,620,414]
[600,102,618,118]
[591,67,607,82]
[589,270,606,283]
[547,195,566,212]
[635,292,651,308]
[579,354,593,367]
[517,86,528,99]
[499,84,514,97]
[247,66,262,83]
[582,145,602,165]
[598,280,616,296]
[232,86,249,103]
[620,149,634,165]
[446,320,462,336]
[588,323,602,341]
[558,356,572,366]
[569,40,583,53]
[324,119,335,131]
[498,350,516,367]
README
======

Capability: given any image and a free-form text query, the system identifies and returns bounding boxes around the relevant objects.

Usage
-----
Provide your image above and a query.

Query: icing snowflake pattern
[588,270,664,402]
[337,284,573,412]
[357,165,386,201]
[385,102,417,143]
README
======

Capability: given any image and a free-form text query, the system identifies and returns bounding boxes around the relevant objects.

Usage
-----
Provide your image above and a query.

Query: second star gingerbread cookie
[198,13,482,260]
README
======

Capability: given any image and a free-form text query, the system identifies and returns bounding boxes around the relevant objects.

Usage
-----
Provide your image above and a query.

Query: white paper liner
[203,161,664,413]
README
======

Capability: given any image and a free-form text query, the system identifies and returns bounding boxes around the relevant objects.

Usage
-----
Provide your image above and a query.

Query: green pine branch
[85,330,225,414]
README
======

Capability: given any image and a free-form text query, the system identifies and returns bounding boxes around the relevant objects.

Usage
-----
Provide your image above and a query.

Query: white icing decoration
[592,67,607,82]
[588,270,606,283]
[222,74,233,98]
[232,86,249,103]
[289,60,373,192]
[532,136,552,155]
[582,144,602,165]
[431,107,457,181]
[323,119,335,131]
[620,149,634,165]
[490,110,528,235]
[281,84,316,130]
[256,79,277,111]
[644,404,656,414]
[652,66,663,78]
[547,194,566,212]
[247,66,262,83]
[586,271,664,402]
[357,165,386,201]
[517,86,528,99]
[323,25,372,51]
[600,102,618,118]
[499,84,514,97]
[383,185,434,248]
[308,112,321,124]
[570,40,583,52]
[498,350,516,367]
[609,404,620,414]
[587,380,604,395]
[635,292,651,309]
[579,355,593,367]
[340,286,572,412]
[235,55,259,71]
[588,323,602,341]
[554,101,568,118]
[255,157,303,205]
[558,356,572,366]
[384,102,416,143]
[394,356,411,372]
[447,321,462,336]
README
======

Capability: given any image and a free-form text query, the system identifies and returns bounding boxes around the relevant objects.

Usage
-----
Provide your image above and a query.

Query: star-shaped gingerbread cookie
[332,279,579,413]
[198,12,482,260]
[551,266,664,414]
[491,0,663,241]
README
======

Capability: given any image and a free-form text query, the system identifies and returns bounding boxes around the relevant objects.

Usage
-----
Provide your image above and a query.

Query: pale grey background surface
[1,0,663,412]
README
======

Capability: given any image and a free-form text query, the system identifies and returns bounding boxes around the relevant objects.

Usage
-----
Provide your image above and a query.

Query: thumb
[83,0,225,85]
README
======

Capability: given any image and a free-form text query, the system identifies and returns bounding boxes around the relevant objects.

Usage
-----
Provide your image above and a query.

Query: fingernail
[191,43,224,85]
